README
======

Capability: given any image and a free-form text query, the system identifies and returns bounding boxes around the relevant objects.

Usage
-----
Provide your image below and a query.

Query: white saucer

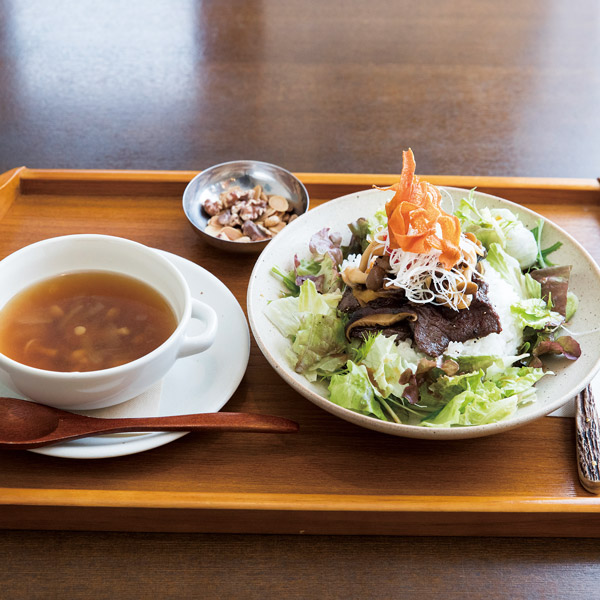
[0,250,250,459]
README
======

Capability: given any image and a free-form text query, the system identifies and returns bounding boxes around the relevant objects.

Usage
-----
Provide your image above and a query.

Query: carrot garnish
[385,149,461,269]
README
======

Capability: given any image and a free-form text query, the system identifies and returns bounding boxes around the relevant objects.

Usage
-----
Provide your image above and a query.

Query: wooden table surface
[1,0,599,598]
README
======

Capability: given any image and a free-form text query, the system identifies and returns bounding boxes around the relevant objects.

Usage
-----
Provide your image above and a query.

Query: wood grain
[0,0,599,179]
[576,385,600,493]
[0,170,598,538]
[2,531,600,600]
[1,1,599,593]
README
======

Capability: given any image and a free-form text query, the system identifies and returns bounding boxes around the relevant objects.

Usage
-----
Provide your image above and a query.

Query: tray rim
[1,167,600,536]
[2,166,600,201]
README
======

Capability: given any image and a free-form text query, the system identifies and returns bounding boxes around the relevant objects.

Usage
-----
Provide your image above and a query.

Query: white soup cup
[0,234,218,410]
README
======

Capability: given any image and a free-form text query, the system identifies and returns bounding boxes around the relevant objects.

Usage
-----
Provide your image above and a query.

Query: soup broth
[0,271,178,372]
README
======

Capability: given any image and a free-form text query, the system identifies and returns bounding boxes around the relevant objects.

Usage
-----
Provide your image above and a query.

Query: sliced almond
[264,215,281,228]
[237,236,252,243]
[221,226,243,240]
[288,213,299,223]
[252,185,262,200]
[269,221,287,234]
[205,224,223,237]
[255,222,274,237]
[268,195,289,212]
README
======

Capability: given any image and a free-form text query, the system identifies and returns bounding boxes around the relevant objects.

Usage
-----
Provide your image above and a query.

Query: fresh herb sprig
[531,219,562,269]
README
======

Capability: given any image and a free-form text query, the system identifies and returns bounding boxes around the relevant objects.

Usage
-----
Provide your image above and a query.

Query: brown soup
[0,271,178,372]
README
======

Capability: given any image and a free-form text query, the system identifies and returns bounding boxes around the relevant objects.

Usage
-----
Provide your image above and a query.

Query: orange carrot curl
[385,149,461,269]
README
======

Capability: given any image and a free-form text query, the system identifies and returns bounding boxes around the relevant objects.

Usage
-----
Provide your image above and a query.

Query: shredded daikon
[385,248,470,309]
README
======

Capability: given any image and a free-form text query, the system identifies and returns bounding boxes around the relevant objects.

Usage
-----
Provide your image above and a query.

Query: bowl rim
[0,233,192,380]
[182,159,310,246]
[247,186,600,440]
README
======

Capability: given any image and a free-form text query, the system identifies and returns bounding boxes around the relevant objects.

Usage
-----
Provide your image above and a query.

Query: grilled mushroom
[365,255,391,291]
[345,306,417,341]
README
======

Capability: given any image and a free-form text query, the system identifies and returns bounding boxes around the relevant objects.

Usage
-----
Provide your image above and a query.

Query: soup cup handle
[177,299,218,358]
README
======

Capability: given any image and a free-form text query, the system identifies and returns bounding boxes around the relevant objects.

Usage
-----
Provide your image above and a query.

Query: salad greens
[456,192,539,269]
[267,193,580,428]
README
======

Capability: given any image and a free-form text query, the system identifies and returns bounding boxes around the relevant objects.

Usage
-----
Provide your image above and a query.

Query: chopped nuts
[202,185,300,243]
[220,226,244,240]
[269,221,287,234]
[242,220,270,242]
[203,198,222,216]
[205,224,223,237]
[268,195,289,212]
[264,214,281,228]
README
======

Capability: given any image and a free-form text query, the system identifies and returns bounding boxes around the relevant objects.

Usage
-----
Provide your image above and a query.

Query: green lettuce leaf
[265,279,342,338]
[422,391,519,427]
[295,253,339,294]
[421,363,545,427]
[566,292,578,322]
[265,280,346,375]
[486,243,541,300]
[360,334,422,399]
[490,366,546,397]
[290,312,346,375]
[530,218,563,269]
[456,194,538,268]
[453,354,527,375]
[511,298,564,330]
[328,361,388,421]
[300,354,348,383]
[367,208,388,237]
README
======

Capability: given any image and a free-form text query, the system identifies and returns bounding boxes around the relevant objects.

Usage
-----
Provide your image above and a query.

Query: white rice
[445,261,523,358]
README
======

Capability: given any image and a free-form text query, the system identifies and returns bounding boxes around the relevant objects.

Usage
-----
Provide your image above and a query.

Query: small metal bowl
[183,160,309,253]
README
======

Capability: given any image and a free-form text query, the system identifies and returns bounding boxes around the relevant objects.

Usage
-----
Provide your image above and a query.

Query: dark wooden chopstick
[575,384,600,494]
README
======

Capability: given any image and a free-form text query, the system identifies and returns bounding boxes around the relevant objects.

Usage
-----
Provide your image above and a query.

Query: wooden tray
[1,167,599,537]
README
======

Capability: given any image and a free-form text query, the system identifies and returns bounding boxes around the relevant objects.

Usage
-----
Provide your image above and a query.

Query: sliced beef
[338,275,502,357]
[409,279,502,357]
[342,292,407,313]
[338,287,361,313]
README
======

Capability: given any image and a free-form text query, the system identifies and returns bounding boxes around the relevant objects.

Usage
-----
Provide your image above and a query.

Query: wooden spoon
[0,396,299,449]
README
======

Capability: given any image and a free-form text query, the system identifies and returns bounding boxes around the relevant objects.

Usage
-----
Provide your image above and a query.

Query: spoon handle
[0,412,299,449]
[74,412,300,435]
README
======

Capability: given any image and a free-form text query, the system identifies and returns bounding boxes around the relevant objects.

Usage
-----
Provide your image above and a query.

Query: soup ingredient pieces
[203,185,298,242]
[0,271,177,372]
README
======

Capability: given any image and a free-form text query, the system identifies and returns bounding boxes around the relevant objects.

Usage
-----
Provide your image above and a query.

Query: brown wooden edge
[0,167,26,220]
[1,489,600,536]
[8,168,600,205]
[2,169,600,536]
